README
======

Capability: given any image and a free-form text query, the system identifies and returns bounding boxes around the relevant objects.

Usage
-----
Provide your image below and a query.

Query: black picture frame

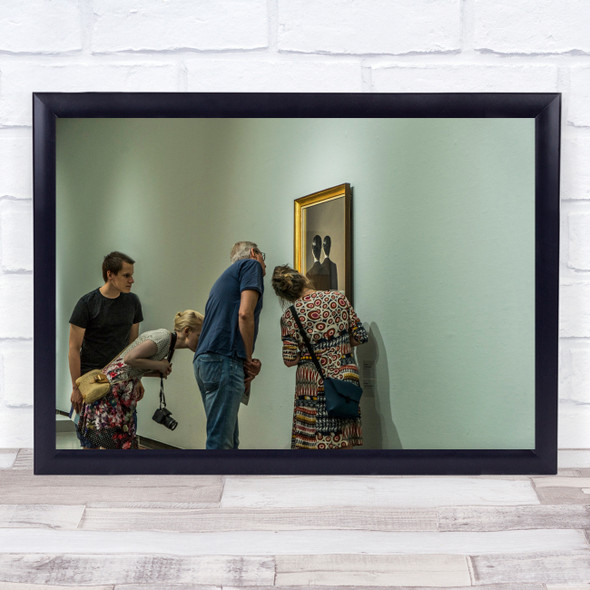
[33,92,560,475]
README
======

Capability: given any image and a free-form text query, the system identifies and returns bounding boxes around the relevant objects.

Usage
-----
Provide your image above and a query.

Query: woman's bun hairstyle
[271,265,310,302]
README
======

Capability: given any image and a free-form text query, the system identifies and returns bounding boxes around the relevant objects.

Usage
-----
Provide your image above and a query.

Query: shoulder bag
[289,305,362,419]
[75,369,111,404]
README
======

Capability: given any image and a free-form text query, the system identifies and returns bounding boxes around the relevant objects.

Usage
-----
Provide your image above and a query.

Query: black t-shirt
[69,288,143,373]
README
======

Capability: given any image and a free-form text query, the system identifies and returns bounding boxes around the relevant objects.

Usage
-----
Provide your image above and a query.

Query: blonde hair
[271,265,312,302]
[174,309,204,333]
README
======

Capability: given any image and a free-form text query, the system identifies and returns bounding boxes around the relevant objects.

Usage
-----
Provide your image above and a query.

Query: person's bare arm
[238,289,260,363]
[129,322,140,344]
[124,340,172,377]
[68,324,86,414]
[128,323,145,399]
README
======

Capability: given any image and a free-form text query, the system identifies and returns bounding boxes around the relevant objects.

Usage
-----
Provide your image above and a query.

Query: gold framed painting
[294,183,353,303]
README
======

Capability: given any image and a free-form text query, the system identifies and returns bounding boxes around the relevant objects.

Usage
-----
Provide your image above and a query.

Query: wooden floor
[1,448,590,589]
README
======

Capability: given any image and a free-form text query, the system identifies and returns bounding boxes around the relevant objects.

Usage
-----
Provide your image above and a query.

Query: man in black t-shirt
[68,252,143,422]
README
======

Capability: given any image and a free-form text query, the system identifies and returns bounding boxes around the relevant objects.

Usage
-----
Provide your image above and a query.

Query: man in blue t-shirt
[194,241,266,449]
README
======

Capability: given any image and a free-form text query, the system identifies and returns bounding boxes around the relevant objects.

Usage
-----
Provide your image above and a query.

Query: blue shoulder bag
[289,305,362,419]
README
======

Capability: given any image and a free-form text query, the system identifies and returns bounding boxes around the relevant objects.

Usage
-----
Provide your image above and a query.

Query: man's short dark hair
[102,251,135,282]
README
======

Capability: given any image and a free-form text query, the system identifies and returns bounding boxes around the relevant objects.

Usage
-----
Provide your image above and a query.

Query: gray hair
[230,241,258,264]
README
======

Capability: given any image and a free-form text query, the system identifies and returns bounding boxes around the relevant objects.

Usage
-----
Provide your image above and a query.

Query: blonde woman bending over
[77,310,204,450]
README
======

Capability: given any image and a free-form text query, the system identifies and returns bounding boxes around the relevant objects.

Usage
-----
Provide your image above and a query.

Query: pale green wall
[56,116,535,450]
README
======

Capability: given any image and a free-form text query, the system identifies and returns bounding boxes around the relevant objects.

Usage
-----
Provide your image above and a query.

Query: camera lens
[152,407,178,430]
[164,414,178,430]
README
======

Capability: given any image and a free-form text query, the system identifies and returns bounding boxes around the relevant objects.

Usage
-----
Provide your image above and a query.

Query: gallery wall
[55,116,535,450]
[0,0,588,448]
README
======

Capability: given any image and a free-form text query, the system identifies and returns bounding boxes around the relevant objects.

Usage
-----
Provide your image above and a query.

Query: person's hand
[70,386,83,414]
[244,358,261,394]
[136,380,145,401]
[244,358,261,379]
[157,360,172,378]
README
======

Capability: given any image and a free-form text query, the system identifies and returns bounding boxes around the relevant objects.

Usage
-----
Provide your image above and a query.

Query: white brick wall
[569,67,590,126]
[370,64,559,93]
[276,0,462,55]
[0,0,83,54]
[0,133,32,199]
[473,0,590,54]
[0,0,588,448]
[0,200,32,273]
[92,0,269,52]
[561,136,590,200]
[185,58,364,92]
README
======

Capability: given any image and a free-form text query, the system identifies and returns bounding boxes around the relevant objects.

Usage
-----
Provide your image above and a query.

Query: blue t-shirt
[195,258,264,361]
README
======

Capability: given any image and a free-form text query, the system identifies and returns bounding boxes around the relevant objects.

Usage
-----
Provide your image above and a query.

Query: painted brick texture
[0,200,32,272]
[0,133,31,199]
[371,64,559,93]
[473,0,590,54]
[0,0,83,54]
[185,59,364,92]
[562,137,590,200]
[0,0,588,448]
[92,0,269,52]
[277,0,462,55]
[569,67,590,126]
[0,275,33,340]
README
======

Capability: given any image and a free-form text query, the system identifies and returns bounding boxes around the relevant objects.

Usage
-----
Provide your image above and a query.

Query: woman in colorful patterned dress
[271,265,369,449]
[77,310,203,449]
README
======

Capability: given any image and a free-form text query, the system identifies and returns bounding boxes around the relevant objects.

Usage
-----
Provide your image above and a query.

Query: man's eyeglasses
[254,249,266,261]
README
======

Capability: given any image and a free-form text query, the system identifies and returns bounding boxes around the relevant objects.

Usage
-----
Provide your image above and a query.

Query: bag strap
[159,331,177,409]
[289,305,326,381]
[167,331,177,363]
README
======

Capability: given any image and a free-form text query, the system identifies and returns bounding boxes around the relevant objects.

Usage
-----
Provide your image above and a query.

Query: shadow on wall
[357,322,401,450]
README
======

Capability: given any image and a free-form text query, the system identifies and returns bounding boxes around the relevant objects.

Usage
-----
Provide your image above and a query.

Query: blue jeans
[194,353,244,450]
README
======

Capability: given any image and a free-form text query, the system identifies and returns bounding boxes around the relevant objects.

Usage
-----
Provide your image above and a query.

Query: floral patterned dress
[280,290,369,449]
[77,328,173,449]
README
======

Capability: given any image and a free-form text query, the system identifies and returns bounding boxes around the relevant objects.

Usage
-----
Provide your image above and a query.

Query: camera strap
[159,331,177,409]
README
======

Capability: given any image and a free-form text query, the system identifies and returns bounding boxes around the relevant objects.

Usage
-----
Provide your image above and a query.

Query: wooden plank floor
[1,448,590,589]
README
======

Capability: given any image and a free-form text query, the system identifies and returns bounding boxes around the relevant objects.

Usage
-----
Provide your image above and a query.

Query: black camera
[152,407,178,430]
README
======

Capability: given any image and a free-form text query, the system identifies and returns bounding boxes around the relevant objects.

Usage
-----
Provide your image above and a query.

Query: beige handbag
[75,369,111,403]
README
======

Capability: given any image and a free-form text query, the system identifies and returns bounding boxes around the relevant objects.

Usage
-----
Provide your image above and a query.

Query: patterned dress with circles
[280,290,369,449]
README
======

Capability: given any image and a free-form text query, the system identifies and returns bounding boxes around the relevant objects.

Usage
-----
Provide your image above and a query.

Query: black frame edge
[32,92,561,475]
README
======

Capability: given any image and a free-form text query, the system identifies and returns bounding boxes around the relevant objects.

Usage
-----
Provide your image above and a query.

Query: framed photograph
[294,183,352,302]
[33,92,560,475]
